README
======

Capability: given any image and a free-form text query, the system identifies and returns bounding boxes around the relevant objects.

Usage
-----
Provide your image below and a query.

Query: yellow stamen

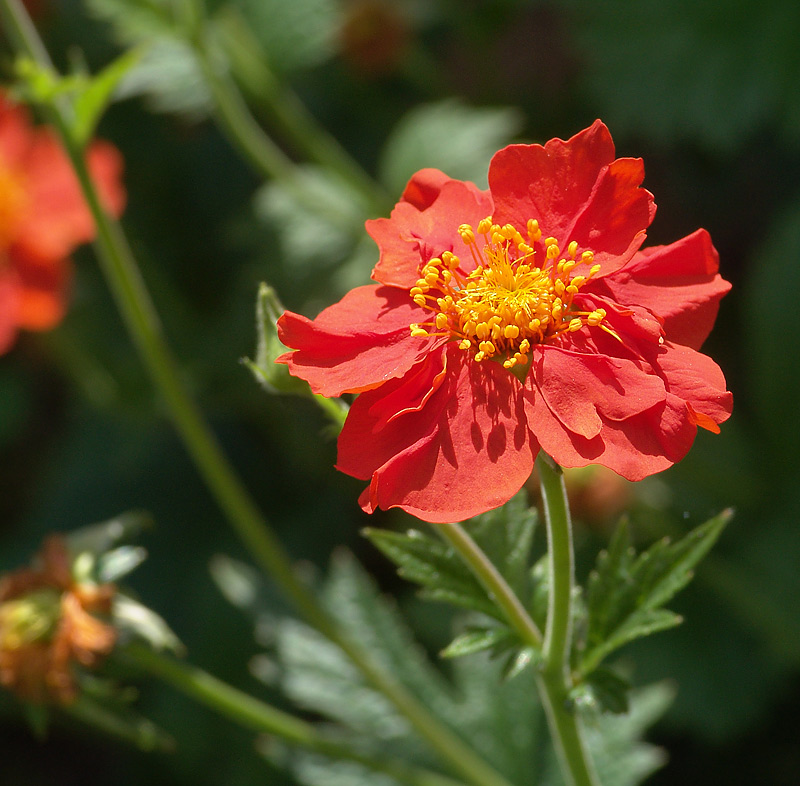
[409,215,609,365]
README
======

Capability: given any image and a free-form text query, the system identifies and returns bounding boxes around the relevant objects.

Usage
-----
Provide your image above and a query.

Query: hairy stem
[435,521,542,648]
[536,453,599,786]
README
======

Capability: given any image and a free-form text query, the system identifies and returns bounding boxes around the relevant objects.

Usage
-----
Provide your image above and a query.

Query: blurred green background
[2,0,799,783]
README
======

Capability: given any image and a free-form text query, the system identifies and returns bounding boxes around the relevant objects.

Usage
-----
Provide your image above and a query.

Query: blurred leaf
[114,594,184,654]
[84,0,178,38]
[571,666,631,715]
[254,165,368,273]
[113,38,212,118]
[267,551,670,786]
[378,100,523,195]
[439,626,516,659]
[72,47,143,145]
[234,0,342,73]
[579,510,731,675]
[98,545,148,583]
[85,0,213,118]
[66,510,153,559]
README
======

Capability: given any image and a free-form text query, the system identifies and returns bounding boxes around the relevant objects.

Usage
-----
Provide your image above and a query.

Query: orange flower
[0,90,125,354]
[0,535,116,704]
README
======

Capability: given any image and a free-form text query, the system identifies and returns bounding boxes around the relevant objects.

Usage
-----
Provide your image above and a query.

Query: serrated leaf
[378,100,523,195]
[580,510,731,675]
[364,493,538,627]
[572,667,632,715]
[363,528,501,620]
[220,548,669,786]
[440,627,515,659]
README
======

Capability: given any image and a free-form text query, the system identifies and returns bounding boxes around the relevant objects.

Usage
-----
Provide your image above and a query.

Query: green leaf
[72,48,142,146]
[579,509,732,675]
[234,0,341,74]
[378,100,523,195]
[264,552,671,786]
[363,527,501,620]
[85,0,212,119]
[241,283,307,394]
[439,626,516,659]
[571,666,631,715]
[253,165,368,270]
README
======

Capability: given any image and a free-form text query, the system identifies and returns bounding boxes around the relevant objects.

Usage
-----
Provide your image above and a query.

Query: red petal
[11,248,71,330]
[490,121,654,276]
[530,346,666,438]
[14,133,125,262]
[0,269,21,355]
[277,284,440,397]
[367,178,492,288]
[398,168,453,210]
[340,348,538,522]
[604,230,731,349]
[523,382,678,481]
[566,157,654,276]
[654,342,732,428]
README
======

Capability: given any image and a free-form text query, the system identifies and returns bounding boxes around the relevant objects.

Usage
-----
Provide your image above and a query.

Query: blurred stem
[186,3,380,228]
[214,7,392,215]
[535,453,599,786]
[434,522,542,648]
[123,643,466,786]
[0,4,516,784]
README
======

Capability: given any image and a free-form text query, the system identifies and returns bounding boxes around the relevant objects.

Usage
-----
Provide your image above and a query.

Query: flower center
[409,217,609,369]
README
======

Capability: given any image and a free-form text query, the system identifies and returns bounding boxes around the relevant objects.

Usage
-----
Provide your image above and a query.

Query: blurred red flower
[278,121,732,523]
[0,91,125,354]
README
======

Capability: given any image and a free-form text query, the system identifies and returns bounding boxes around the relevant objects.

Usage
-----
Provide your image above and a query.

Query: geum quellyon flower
[277,121,732,524]
[0,90,125,355]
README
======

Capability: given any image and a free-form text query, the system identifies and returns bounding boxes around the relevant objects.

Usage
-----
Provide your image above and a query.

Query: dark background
[2,0,800,783]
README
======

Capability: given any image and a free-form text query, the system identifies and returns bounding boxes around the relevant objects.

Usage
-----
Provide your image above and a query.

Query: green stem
[435,521,542,648]
[0,5,514,784]
[213,7,391,215]
[186,9,372,229]
[123,643,466,786]
[535,453,599,786]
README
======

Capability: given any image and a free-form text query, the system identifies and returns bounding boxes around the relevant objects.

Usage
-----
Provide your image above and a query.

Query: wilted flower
[0,535,116,704]
[277,121,732,523]
[0,90,125,354]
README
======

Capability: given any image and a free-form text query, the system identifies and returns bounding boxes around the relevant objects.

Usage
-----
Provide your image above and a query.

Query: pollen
[408,216,610,367]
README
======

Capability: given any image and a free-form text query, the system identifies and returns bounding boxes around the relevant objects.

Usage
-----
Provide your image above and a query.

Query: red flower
[277,121,732,523]
[0,91,126,354]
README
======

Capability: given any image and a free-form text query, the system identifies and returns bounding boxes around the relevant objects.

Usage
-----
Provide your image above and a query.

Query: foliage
[214,548,671,786]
